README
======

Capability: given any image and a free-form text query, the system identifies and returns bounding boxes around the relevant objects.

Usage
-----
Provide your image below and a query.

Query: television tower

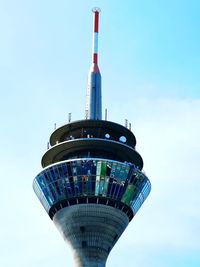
[33,8,151,267]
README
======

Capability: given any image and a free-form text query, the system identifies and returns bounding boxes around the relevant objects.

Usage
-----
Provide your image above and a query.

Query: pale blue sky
[0,1,200,267]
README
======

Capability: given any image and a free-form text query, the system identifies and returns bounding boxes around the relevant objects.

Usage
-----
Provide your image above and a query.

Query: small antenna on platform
[68,113,72,123]
[54,123,57,130]
[129,123,132,131]
[105,108,108,120]
[125,119,128,128]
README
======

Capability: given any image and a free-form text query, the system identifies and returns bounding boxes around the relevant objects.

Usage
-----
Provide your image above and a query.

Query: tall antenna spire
[92,7,100,65]
[85,7,102,120]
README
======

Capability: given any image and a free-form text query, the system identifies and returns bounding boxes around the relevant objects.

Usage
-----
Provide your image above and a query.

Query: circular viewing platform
[42,138,143,169]
[50,120,136,148]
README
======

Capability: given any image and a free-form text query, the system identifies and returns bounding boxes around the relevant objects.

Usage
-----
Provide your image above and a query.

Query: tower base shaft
[53,204,129,267]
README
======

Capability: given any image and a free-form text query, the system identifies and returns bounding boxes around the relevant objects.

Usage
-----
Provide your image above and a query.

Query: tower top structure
[33,8,151,267]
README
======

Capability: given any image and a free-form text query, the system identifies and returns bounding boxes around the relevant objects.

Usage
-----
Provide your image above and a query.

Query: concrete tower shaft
[54,204,129,267]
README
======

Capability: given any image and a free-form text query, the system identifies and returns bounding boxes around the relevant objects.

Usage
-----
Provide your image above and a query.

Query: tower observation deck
[33,8,151,267]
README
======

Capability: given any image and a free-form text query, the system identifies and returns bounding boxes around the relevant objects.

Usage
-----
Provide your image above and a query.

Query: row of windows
[33,159,151,215]
[38,160,130,185]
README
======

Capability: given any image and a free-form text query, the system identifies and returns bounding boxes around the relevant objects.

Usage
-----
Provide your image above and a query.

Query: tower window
[119,136,127,143]
[82,241,87,248]
[80,226,85,233]
[105,133,110,139]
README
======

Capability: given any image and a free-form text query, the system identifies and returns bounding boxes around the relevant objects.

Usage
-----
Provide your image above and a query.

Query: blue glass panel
[109,179,117,198]
[91,161,97,175]
[117,185,124,200]
[82,175,87,194]
[74,176,80,196]
[78,175,84,195]
[119,165,130,181]
[110,162,118,178]
[85,160,93,175]
[62,163,68,177]
[112,183,120,199]
[90,176,96,195]
[106,163,111,176]
[49,168,56,181]
[44,171,51,183]
[37,174,46,189]
[86,176,91,194]
[107,177,114,197]
[67,162,72,176]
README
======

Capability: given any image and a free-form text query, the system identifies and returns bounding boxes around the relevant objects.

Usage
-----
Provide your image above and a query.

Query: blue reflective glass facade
[33,158,151,215]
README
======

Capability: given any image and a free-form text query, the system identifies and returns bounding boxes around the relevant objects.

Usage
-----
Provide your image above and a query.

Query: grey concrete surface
[53,204,129,267]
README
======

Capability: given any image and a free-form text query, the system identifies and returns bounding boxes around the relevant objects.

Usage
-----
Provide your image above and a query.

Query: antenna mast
[85,8,102,120]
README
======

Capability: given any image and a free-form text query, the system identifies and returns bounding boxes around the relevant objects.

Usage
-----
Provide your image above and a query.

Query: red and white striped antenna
[92,7,101,65]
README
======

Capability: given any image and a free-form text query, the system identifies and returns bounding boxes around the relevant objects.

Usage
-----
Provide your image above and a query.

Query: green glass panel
[121,184,136,206]
[100,162,107,176]
[96,161,101,176]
